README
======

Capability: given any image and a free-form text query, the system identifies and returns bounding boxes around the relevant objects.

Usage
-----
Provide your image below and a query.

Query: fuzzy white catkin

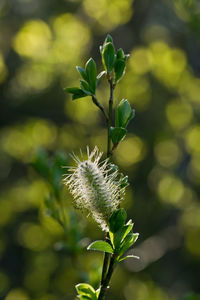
[64,147,125,231]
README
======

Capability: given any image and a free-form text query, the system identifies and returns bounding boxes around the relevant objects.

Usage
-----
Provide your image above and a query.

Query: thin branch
[98,255,116,300]
[98,78,115,300]
[107,79,114,157]
[92,95,109,121]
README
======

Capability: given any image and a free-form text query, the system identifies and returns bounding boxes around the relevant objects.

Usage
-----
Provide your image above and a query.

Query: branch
[92,95,109,121]
[107,79,114,157]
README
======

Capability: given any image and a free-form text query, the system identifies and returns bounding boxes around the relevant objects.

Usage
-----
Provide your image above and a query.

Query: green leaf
[114,59,126,83]
[76,66,88,82]
[64,87,87,100]
[116,48,125,59]
[76,283,96,299]
[87,240,113,254]
[109,208,127,233]
[118,232,139,257]
[118,255,140,262]
[115,99,135,128]
[113,224,133,249]
[85,58,97,94]
[110,127,127,144]
[104,34,113,44]
[80,80,93,95]
[97,70,106,80]
[72,93,87,100]
[64,87,81,94]
[102,42,115,73]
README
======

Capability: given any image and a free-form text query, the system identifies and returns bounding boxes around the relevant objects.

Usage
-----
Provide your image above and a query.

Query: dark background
[0,0,200,299]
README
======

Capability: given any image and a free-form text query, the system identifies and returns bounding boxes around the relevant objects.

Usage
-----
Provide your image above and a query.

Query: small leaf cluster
[65,58,97,99]
[111,99,135,146]
[100,34,129,83]
[87,208,139,263]
[64,34,130,101]
[64,34,135,150]
[78,208,139,299]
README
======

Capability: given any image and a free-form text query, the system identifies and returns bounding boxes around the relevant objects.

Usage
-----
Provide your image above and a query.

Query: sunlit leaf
[115,99,135,128]
[118,255,140,262]
[87,240,113,254]
[102,42,115,73]
[85,58,97,93]
[118,233,139,257]
[76,283,96,299]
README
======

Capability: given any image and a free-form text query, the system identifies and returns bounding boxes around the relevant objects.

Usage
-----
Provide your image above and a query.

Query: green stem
[100,247,110,285]
[98,78,115,300]
[107,79,114,157]
[98,255,116,300]
[92,95,108,121]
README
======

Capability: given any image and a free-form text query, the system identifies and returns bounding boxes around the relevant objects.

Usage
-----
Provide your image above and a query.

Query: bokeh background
[1,0,200,299]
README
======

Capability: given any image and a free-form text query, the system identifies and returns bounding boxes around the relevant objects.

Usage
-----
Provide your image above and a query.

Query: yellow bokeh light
[166,99,193,130]
[154,140,181,167]
[150,42,187,88]
[13,20,52,59]
[115,135,146,167]
[164,49,186,74]
[158,175,184,204]
[51,13,91,63]
[65,96,100,124]
[17,223,51,251]
[129,48,153,74]
[185,228,200,257]
[180,203,200,231]
[5,289,29,300]
[15,63,54,93]
[59,124,87,149]
[179,73,200,103]
[83,0,134,30]
[185,125,200,154]
[120,74,151,111]
[1,120,57,161]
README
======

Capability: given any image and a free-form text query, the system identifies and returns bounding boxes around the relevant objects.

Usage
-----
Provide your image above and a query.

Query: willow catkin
[64,147,126,231]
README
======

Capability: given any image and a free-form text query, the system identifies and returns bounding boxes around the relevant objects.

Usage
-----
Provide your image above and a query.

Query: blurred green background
[1,0,200,299]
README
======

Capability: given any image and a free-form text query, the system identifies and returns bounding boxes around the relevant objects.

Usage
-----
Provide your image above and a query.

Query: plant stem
[98,77,115,300]
[100,249,110,285]
[107,79,114,157]
[98,255,116,300]
[92,95,108,121]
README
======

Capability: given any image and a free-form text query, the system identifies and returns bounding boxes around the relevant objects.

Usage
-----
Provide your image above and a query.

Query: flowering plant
[63,34,139,300]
